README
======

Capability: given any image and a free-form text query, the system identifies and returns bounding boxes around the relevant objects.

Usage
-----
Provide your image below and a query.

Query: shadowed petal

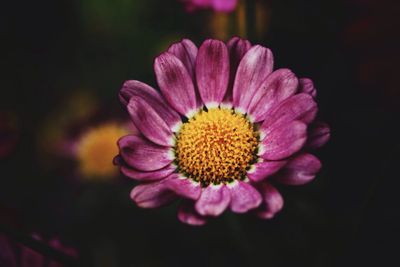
[247,160,287,182]
[196,39,229,107]
[248,69,298,122]
[130,181,176,208]
[168,39,198,79]
[155,52,197,117]
[306,121,330,149]
[275,153,321,185]
[178,201,207,226]
[163,174,201,200]
[223,37,252,106]
[119,80,181,130]
[121,164,176,182]
[260,93,317,137]
[260,121,307,160]
[256,183,284,219]
[229,181,262,213]
[0,236,17,267]
[118,135,173,171]
[232,45,274,113]
[195,184,231,216]
[298,78,317,98]
[127,96,173,146]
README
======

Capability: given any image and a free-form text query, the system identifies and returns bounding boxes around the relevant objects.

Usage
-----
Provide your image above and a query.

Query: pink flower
[116,37,330,225]
[182,0,238,13]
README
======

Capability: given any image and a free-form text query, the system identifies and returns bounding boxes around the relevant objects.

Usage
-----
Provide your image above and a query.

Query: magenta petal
[306,121,330,149]
[248,69,298,122]
[168,39,198,79]
[121,164,176,182]
[275,153,321,185]
[155,52,197,116]
[196,39,229,107]
[130,181,176,208]
[260,120,307,160]
[256,183,284,219]
[247,160,287,182]
[212,0,238,12]
[229,181,262,213]
[298,78,317,98]
[178,201,207,226]
[118,135,173,171]
[224,37,252,105]
[119,80,180,129]
[195,184,231,216]
[260,93,317,136]
[232,45,274,112]
[127,96,173,146]
[163,174,201,200]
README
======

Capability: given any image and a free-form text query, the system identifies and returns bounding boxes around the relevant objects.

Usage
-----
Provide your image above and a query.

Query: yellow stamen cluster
[77,123,128,180]
[175,108,259,186]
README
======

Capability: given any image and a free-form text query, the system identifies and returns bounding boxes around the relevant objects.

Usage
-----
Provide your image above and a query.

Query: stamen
[175,108,258,186]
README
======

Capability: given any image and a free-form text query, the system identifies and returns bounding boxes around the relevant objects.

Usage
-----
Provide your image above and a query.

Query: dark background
[1,0,399,266]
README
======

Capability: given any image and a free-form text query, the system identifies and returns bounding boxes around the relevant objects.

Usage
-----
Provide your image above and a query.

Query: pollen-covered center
[175,108,259,186]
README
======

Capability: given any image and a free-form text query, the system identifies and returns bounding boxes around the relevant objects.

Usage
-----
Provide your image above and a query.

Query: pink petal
[224,37,252,106]
[260,120,307,160]
[298,78,317,98]
[195,184,231,216]
[127,96,173,146]
[229,181,262,213]
[306,121,330,149]
[120,164,176,182]
[20,246,44,267]
[119,80,181,130]
[196,39,229,107]
[178,201,207,226]
[260,93,317,137]
[130,181,176,208]
[232,45,274,113]
[256,183,284,219]
[168,39,198,79]
[212,0,238,12]
[118,135,173,171]
[275,153,321,185]
[154,52,197,117]
[247,160,287,182]
[248,69,298,122]
[163,174,201,200]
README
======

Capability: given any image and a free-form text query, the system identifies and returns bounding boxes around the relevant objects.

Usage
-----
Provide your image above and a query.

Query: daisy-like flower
[116,37,330,225]
[181,0,238,13]
[74,122,129,179]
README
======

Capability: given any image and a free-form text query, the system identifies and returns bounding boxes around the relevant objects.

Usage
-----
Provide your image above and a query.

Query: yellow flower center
[175,108,259,186]
[77,123,128,180]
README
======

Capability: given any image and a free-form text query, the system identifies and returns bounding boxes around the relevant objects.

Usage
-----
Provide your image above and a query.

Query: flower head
[181,0,238,13]
[75,123,129,179]
[116,37,330,225]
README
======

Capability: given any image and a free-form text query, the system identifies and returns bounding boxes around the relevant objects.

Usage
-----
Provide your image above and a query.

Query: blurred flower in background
[0,111,18,159]
[342,0,400,110]
[37,90,98,165]
[115,37,329,225]
[73,122,129,180]
[181,0,238,13]
[37,90,131,182]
